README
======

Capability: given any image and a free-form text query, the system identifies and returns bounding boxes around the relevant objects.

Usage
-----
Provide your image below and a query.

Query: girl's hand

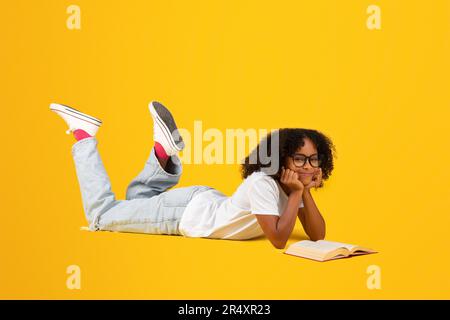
[280,166,304,193]
[305,168,323,190]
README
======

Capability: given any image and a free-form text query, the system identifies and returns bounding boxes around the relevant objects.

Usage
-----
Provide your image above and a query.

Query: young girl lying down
[50,101,336,249]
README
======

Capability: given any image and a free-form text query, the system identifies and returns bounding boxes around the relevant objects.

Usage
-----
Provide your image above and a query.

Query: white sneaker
[50,103,102,136]
[149,101,185,156]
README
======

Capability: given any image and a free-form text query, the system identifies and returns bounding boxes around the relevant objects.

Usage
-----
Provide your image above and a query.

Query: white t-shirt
[178,171,304,240]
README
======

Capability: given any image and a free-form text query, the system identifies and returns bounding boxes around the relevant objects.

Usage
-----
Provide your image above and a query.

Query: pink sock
[154,141,169,160]
[73,129,92,141]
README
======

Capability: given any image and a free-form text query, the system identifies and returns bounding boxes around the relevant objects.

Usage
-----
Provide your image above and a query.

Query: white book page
[291,240,347,254]
[316,240,357,251]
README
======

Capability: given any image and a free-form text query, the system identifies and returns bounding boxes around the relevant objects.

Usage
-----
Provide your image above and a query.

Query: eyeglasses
[291,153,323,168]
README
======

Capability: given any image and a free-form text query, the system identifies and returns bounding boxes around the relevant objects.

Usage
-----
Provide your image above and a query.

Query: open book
[284,240,377,262]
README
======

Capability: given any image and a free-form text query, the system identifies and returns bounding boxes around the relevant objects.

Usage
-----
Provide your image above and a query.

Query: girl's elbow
[273,242,286,250]
[310,224,326,241]
[270,237,286,249]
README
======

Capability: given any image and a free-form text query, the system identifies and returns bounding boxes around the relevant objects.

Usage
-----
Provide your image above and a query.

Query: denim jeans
[71,137,213,235]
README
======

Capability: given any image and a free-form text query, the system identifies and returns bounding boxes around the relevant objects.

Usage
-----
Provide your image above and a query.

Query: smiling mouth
[299,173,314,176]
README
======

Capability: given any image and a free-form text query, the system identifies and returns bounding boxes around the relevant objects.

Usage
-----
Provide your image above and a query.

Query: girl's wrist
[302,188,312,198]
[290,189,303,198]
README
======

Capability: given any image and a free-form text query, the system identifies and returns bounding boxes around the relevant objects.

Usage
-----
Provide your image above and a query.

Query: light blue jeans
[71,137,213,235]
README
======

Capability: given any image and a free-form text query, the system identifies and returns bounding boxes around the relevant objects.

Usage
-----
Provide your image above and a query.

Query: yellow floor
[1,210,448,299]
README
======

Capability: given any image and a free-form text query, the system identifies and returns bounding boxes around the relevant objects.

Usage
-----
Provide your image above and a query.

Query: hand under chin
[300,177,312,184]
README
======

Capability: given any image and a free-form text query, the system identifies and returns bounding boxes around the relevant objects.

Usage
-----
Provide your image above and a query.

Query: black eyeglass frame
[290,153,323,168]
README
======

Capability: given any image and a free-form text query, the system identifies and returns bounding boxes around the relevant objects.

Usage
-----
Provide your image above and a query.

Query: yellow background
[1,0,449,299]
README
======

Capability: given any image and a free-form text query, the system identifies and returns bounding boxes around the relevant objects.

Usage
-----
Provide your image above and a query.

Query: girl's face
[284,137,320,186]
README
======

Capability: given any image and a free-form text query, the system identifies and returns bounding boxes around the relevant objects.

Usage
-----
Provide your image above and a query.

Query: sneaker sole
[50,103,102,128]
[149,101,185,151]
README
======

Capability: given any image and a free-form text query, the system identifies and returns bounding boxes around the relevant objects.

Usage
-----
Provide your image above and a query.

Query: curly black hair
[240,128,336,188]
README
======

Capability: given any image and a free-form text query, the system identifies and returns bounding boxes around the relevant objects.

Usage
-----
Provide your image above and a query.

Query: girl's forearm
[300,189,326,240]
[275,190,303,248]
